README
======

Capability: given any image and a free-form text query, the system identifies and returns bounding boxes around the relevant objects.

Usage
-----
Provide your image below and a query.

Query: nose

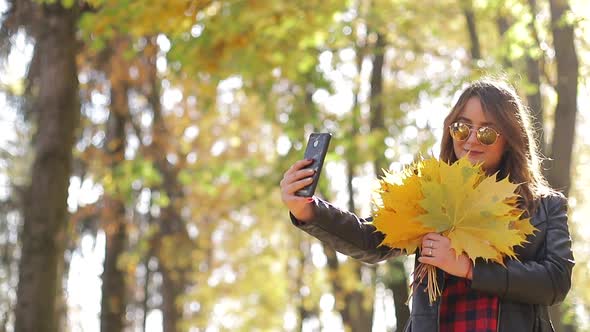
[465,129,480,146]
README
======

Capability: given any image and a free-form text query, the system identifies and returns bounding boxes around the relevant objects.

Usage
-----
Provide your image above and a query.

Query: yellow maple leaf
[373,163,435,254]
[374,156,535,263]
[417,157,441,182]
[417,159,533,263]
[373,156,536,303]
[511,216,536,240]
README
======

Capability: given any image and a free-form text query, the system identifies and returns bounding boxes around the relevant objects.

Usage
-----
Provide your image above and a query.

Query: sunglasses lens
[477,127,498,145]
[450,122,470,141]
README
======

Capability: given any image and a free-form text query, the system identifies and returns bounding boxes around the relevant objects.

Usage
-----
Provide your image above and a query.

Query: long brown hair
[439,79,553,215]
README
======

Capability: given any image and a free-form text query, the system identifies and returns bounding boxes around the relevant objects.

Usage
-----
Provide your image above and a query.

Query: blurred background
[0,0,588,331]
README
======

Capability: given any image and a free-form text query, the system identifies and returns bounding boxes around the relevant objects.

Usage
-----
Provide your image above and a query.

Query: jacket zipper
[437,297,441,332]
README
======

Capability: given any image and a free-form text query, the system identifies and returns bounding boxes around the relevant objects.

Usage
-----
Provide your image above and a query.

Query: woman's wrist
[291,200,316,223]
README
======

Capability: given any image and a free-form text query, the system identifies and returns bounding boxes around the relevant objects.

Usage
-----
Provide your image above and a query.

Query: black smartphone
[295,133,332,197]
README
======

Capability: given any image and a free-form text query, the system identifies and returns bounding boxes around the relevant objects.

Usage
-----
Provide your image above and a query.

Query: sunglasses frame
[449,121,501,146]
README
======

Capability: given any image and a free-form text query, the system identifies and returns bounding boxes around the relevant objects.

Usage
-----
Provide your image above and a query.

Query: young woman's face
[452,97,507,173]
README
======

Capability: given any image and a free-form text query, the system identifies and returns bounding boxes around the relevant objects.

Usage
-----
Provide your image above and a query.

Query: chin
[466,155,485,164]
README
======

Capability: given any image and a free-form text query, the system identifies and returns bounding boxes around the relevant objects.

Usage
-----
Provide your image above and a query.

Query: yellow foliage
[373,156,536,264]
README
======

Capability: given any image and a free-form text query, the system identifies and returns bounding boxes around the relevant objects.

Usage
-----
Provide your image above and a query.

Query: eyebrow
[456,116,496,127]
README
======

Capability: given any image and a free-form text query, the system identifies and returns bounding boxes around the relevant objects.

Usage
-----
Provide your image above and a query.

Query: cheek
[490,141,507,162]
[453,140,463,157]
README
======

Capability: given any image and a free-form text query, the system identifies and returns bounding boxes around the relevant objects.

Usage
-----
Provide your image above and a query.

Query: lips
[464,150,484,155]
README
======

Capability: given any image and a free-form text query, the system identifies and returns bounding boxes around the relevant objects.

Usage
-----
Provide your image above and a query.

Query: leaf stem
[408,262,441,305]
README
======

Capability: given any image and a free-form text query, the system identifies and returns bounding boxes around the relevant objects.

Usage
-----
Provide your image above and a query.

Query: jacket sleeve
[470,194,575,305]
[290,197,400,264]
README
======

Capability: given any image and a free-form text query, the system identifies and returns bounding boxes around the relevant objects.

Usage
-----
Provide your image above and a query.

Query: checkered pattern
[439,274,499,332]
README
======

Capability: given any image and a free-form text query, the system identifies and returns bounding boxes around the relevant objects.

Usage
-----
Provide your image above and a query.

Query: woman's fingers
[418,255,437,266]
[287,159,314,174]
[422,239,436,249]
[423,233,445,242]
[281,160,317,196]
[289,168,315,184]
[281,160,314,186]
[422,233,451,250]
[280,160,315,202]
[279,160,317,222]
[420,233,452,262]
[419,233,472,278]
[285,176,315,195]
[419,251,472,279]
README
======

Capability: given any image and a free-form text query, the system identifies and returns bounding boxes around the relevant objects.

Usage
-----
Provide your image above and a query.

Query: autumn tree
[4,1,81,331]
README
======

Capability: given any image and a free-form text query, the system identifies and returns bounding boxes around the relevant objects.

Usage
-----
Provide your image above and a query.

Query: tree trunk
[547,1,578,329]
[369,31,411,331]
[14,3,80,332]
[100,201,128,332]
[144,39,191,332]
[321,242,374,332]
[100,39,130,332]
[141,256,152,332]
[157,188,191,332]
[461,0,481,61]
[496,1,547,157]
[495,7,512,68]
[317,32,376,332]
[159,267,184,332]
[525,52,545,151]
[525,0,546,155]
[56,248,70,331]
[153,133,188,332]
[310,59,374,329]
[294,235,315,331]
[546,0,578,197]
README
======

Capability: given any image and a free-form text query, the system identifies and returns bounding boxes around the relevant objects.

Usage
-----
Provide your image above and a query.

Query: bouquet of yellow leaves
[372,156,536,303]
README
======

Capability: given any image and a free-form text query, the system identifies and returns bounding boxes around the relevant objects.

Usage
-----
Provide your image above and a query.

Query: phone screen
[295,133,332,197]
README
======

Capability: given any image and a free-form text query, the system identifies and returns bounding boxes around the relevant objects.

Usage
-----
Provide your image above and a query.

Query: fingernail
[306,197,314,203]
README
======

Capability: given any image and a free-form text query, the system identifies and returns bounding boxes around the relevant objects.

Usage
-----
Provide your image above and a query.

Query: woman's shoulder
[538,190,566,200]
[537,190,568,214]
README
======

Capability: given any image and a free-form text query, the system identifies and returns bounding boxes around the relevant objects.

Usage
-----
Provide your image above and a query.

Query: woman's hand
[418,233,473,279]
[279,159,316,222]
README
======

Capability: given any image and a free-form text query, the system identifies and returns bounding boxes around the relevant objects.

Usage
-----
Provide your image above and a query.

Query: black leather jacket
[291,193,574,332]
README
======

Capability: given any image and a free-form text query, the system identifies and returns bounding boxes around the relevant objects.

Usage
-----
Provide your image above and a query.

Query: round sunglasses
[449,122,501,146]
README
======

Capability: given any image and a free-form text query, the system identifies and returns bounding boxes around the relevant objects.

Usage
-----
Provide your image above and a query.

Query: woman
[279,79,575,331]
